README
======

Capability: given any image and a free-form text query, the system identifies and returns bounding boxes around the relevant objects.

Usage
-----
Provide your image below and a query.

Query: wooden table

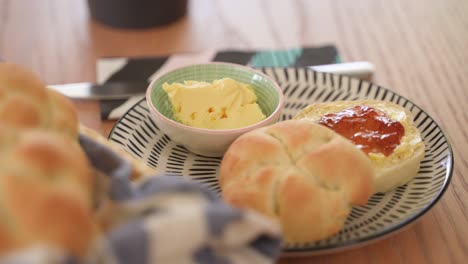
[1,0,467,263]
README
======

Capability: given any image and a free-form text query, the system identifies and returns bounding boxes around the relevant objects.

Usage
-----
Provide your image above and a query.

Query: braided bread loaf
[0,63,96,257]
[0,63,78,137]
[0,128,96,257]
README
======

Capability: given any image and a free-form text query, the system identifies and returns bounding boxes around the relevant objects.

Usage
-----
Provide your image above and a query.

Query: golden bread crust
[0,63,96,257]
[277,170,350,242]
[47,89,79,139]
[0,63,51,129]
[0,62,79,138]
[219,120,374,243]
[0,129,96,257]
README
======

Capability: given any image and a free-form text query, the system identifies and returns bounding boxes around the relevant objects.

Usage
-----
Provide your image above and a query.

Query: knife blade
[48,82,149,100]
[48,62,374,100]
[310,61,375,81]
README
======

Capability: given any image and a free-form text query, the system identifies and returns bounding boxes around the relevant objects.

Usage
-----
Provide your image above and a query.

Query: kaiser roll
[219,120,374,243]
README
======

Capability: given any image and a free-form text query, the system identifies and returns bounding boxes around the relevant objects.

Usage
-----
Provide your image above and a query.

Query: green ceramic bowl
[146,62,284,157]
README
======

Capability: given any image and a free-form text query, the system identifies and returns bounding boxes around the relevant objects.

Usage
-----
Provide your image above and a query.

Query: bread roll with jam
[219,120,374,243]
[294,100,425,193]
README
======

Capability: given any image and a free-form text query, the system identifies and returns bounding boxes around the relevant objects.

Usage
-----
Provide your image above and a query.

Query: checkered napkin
[98,45,339,120]
[0,135,282,264]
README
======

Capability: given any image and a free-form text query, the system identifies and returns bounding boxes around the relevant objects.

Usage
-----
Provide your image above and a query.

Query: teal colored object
[251,48,302,67]
[334,54,342,63]
[148,63,281,123]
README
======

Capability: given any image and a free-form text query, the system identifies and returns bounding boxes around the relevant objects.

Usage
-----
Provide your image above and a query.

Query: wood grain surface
[1,0,467,263]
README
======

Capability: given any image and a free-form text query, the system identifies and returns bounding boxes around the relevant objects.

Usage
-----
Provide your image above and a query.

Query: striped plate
[108,67,453,255]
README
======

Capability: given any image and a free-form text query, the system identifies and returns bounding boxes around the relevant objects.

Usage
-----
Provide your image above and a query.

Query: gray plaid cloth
[0,135,282,264]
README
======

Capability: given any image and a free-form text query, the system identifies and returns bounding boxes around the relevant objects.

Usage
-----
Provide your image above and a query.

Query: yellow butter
[163,78,266,130]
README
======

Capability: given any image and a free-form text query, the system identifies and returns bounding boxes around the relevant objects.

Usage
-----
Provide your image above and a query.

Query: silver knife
[48,82,149,100]
[48,62,374,100]
[310,61,375,81]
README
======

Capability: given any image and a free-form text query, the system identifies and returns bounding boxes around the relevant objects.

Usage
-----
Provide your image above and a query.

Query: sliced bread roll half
[294,99,425,193]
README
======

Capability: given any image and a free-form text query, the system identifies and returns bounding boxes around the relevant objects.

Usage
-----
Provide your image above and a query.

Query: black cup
[88,0,188,29]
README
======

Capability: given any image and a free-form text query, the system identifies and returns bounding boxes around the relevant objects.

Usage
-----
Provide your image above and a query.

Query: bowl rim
[145,62,285,135]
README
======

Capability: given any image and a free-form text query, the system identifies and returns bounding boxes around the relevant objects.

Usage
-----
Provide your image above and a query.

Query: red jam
[318,105,404,156]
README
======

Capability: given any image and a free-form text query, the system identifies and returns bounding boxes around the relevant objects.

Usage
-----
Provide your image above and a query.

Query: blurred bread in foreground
[0,63,95,257]
[0,62,153,257]
[0,63,53,130]
[0,62,78,138]
[0,62,152,180]
[294,99,425,193]
[47,89,79,139]
[219,120,374,243]
[0,127,97,257]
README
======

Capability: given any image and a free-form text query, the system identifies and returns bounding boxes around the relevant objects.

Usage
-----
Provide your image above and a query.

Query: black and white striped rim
[108,67,453,255]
